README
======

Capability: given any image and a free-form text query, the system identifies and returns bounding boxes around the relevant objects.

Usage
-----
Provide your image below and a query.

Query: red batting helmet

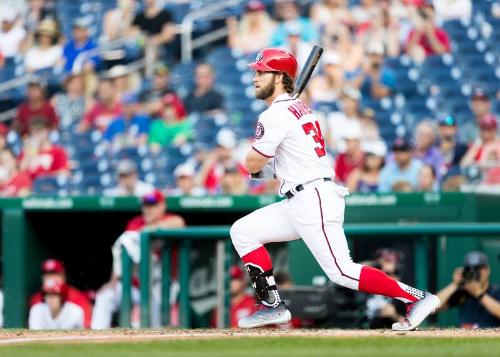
[248,48,298,79]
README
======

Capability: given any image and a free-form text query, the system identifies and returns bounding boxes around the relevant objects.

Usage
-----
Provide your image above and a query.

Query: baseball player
[230,48,441,331]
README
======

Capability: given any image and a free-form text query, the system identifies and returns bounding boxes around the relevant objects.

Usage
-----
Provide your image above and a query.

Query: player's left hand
[463,280,484,298]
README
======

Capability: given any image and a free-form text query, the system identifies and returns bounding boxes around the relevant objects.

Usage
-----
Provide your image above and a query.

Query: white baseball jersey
[252,93,335,194]
[28,302,84,330]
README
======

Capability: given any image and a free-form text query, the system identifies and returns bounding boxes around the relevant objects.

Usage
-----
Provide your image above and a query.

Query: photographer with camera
[437,251,500,328]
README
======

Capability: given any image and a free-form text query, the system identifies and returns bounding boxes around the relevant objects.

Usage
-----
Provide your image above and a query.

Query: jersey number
[302,121,326,157]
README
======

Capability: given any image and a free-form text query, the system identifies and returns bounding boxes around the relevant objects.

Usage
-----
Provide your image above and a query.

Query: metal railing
[180,0,243,63]
[121,223,500,328]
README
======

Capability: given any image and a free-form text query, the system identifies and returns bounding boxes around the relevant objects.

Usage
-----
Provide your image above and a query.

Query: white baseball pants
[230,180,363,290]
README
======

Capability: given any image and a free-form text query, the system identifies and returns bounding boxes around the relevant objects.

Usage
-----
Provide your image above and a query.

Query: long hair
[282,73,295,94]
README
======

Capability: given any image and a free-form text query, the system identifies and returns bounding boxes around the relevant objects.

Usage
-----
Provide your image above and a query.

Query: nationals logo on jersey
[255,122,264,139]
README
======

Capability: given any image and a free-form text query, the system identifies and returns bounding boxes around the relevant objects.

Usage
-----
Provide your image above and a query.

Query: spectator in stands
[148,94,191,154]
[347,139,386,193]
[0,8,26,59]
[197,129,247,195]
[461,89,496,145]
[309,51,344,103]
[52,72,88,130]
[281,21,314,71]
[184,63,224,115]
[437,115,467,178]
[29,280,84,330]
[433,0,471,23]
[63,18,99,73]
[212,265,256,328]
[13,78,59,136]
[357,0,401,58]
[413,120,443,178]
[322,22,363,74]
[310,0,352,31]
[350,42,395,99]
[104,159,154,197]
[227,0,275,55]
[92,190,185,329]
[106,65,141,101]
[417,164,438,192]
[271,0,319,47]
[104,93,150,153]
[221,163,249,195]
[102,0,136,42]
[19,118,69,180]
[364,248,406,329]
[326,87,362,153]
[24,19,63,73]
[30,259,92,329]
[334,121,365,184]
[130,0,176,64]
[351,0,378,26]
[169,163,206,196]
[24,0,58,36]
[405,3,450,62]
[437,251,500,328]
[141,64,185,118]
[359,108,380,144]
[0,149,32,197]
[79,79,122,132]
[378,138,423,193]
[461,115,500,168]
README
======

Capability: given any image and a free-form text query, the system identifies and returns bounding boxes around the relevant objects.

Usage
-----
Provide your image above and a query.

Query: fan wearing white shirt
[0,8,26,59]
[25,19,63,73]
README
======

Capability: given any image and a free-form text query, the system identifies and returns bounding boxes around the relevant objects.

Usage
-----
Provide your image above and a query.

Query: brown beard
[255,75,276,100]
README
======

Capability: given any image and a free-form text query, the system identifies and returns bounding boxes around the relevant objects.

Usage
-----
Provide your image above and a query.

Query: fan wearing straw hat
[25,19,63,73]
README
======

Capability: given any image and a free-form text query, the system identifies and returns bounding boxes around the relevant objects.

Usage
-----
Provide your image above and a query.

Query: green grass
[1,337,500,357]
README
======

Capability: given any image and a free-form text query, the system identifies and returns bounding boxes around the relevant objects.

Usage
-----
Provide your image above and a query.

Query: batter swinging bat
[292,45,324,99]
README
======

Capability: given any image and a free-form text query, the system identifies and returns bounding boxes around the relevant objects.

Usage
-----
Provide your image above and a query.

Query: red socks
[242,245,273,271]
[358,266,423,303]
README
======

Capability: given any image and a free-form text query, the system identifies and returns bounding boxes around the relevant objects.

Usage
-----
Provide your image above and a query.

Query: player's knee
[230,219,246,243]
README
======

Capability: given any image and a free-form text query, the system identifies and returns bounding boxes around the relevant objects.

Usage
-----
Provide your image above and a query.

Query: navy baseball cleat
[392,292,441,331]
[238,302,292,328]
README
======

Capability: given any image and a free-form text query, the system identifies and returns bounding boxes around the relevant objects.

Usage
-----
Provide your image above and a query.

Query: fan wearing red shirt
[334,123,365,183]
[91,190,185,329]
[79,79,122,132]
[13,79,59,136]
[406,3,450,60]
[30,259,93,329]
[18,118,69,179]
[212,265,257,328]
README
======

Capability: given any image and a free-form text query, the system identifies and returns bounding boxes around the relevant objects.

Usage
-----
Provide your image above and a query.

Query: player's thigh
[286,183,361,286]
[230,200,299,254]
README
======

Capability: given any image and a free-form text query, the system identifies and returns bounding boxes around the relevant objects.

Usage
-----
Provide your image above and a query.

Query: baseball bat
[292,45,324,99]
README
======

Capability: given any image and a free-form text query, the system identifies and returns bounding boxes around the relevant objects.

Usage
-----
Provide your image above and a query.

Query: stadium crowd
[0,0,497,198]
[0,0,499,330]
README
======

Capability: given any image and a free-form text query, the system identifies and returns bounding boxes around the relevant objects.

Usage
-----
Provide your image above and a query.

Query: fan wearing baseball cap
[436,251,500,328]
[91,189,185,329]
[460,88,497,144]
[437,115,468,177]
[29,259,92,328]
[378,138,423,192]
